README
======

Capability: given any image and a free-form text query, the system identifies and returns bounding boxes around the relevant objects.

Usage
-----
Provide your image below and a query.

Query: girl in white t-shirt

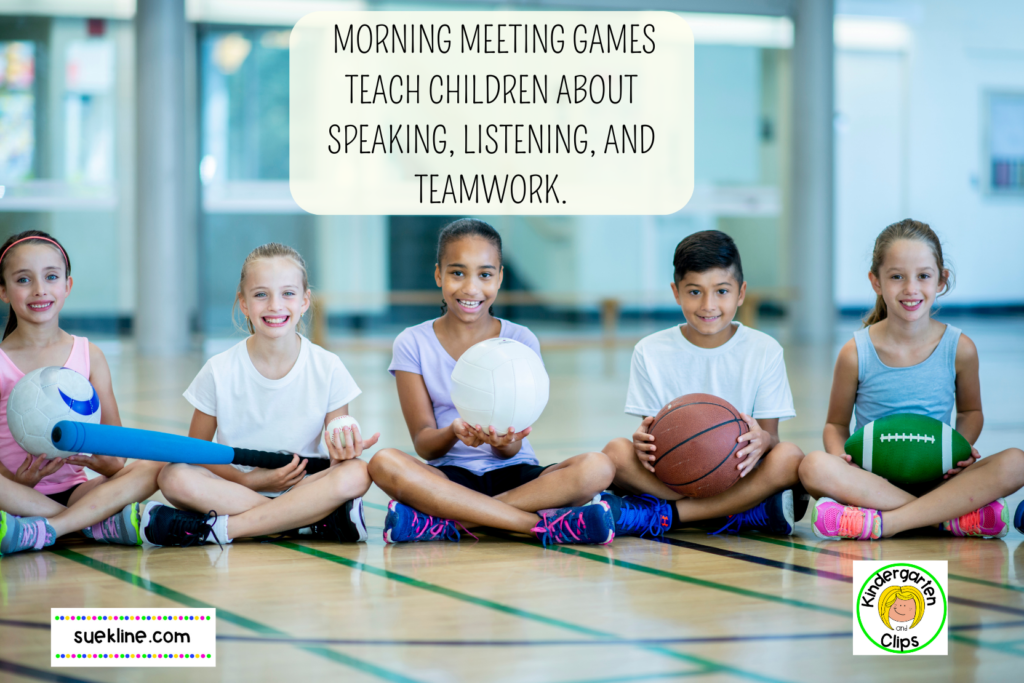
[144,243,377,546]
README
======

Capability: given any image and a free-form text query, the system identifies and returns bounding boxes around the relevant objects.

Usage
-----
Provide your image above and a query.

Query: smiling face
[0,242,72,327]
[870,239,947,324]
[671,267,746,346]
[238,256,310,339]
[435,236,503,323]
[888,598,917,624]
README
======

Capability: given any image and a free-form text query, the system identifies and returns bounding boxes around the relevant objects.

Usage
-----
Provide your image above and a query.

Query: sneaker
[1015,499,1024,534]
[309,498,367,543]
[600,492,672,538]
[0,513,56,556]
[712,490,795,536]
[141,503,220,548]
[531,501,615,546]
[811,497,882,541]
[383,501,471,543]
[87,502,144,546]
[945,499,1009,538]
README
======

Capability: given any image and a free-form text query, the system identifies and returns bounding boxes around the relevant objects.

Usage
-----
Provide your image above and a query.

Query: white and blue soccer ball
[451,338,550,432]
[7,366,101,458]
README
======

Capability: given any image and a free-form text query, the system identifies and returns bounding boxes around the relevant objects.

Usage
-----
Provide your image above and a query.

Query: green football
[844,413,972,484]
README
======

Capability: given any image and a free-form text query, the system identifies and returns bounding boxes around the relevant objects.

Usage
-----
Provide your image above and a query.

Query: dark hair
[0,230,72,340]
[864,218,952,326]
[435,219,503,315]
[672,230,744,285]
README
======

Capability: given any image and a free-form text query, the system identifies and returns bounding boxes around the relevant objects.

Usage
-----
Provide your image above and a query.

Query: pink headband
[0,236,69,269]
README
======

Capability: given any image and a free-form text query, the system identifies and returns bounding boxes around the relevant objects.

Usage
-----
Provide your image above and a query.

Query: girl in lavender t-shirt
[369,219,616,546]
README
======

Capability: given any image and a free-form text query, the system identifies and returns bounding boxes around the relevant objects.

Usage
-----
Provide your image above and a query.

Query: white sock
[206,515,232,544]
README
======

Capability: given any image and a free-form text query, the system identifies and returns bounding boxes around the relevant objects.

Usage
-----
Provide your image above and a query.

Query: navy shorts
[437,464,551,497]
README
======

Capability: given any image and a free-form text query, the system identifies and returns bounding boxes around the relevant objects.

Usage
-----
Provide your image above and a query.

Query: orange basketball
[650,393,747,498]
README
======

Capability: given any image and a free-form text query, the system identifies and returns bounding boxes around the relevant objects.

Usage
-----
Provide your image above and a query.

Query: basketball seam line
[652,417,745,468]
[663,439,743,487]
[651,401,738,432]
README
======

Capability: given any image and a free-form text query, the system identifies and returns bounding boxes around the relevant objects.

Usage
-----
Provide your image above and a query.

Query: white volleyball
[7,366,102,459]
[450,338,549,431]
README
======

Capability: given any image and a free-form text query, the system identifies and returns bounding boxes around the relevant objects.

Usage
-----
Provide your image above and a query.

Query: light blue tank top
[853,324,961,432]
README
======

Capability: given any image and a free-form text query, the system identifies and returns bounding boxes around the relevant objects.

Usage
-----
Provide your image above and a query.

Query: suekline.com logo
[52,609,216,667]
[853,561,948,656]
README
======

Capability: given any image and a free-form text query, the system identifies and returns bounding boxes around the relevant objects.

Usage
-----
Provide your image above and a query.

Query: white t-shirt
[184,335,361,471]
[624,323,795,421]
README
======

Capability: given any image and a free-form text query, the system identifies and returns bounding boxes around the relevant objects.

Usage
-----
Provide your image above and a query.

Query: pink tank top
[0,336,91,495]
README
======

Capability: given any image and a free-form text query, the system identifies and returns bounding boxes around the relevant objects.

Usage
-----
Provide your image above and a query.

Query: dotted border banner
[52,609,216,667]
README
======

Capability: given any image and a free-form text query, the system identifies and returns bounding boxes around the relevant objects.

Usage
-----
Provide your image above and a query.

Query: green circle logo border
[856,562,947,654]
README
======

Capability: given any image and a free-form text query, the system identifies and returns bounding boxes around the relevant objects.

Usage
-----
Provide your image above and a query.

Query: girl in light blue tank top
[852,324,961,432]
[799,219,1024,541]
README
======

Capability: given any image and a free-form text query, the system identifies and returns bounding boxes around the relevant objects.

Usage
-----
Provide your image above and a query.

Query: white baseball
[321,415,361,451]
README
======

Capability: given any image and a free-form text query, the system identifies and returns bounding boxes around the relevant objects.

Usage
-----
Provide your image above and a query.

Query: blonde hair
[233,243,311,335]
[879,585,925,630]
[864,218,953,327]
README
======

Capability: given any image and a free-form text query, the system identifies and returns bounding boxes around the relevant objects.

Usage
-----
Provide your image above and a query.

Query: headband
[0,236,69,269]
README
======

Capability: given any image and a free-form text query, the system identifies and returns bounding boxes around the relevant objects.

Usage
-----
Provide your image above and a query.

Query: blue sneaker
[1014,499,1024,534]
[531,501,615,546]
[712,489,795,536]
[600,492,672,538]
[0,512,56,556]
[383,501,471,543]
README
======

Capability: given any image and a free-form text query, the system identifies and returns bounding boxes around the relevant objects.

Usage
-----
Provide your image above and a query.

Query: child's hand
[325,422,380,463]
[944,447,979,479]
[65,454,125,478]
[840,453,862,468]
[452,418,487,448]
[14,454,66,488]
[633,417,657,473]
[470,425,532,453]
[243,455,307,492]
[735,413,770,478]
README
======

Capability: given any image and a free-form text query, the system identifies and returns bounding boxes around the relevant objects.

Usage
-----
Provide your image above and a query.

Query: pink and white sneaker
[811,497,882,541]
[945,498,1009,538]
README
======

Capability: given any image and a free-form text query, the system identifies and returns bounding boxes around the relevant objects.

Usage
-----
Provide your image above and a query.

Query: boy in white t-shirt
[601,230,805,537]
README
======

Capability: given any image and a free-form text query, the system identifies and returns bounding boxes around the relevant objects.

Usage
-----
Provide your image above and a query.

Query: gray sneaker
[0,512,56,556]
[87,502,144,546]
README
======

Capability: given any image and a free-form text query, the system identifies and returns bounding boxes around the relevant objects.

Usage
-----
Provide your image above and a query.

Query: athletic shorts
[45,483,84,507]
[436,464,551,497]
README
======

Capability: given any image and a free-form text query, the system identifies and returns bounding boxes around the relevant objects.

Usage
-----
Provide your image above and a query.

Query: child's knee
[157,463,198,498]
[367,448,404,481]
[797,450,834,492]
[995,447,1024,486]
[573,451,615,492]
[761,442,803,484]
[133,459,166,481]
[330,458,371,499]
[602,437,634,467]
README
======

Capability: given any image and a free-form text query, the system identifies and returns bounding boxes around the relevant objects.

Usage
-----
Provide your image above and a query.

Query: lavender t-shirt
[388,318,540,474]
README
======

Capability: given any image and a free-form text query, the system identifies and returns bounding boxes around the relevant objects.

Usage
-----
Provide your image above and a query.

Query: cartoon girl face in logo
[878,585,926,630]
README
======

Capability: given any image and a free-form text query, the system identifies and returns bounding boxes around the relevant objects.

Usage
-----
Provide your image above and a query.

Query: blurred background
[1,0,1022,348]
[1,0,1022,459]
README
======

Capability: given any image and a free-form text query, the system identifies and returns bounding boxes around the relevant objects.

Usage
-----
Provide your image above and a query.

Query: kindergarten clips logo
[853,561,947,655]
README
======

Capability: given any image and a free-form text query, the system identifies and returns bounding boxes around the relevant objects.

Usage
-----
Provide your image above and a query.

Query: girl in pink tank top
[0,231,164,557]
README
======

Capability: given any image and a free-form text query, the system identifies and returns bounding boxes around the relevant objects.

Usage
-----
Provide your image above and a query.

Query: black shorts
[437,464,551,497]
[45,483,84,507]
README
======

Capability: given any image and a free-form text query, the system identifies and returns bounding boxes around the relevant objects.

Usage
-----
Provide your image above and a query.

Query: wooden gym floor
[2,317,1024,682]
